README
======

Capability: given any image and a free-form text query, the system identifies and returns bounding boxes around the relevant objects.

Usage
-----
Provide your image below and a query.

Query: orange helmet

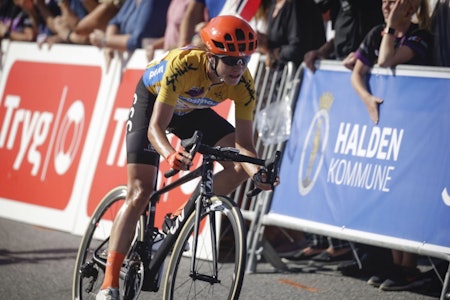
[200,15,257,57]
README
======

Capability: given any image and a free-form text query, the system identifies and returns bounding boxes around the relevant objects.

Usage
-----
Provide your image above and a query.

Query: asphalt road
[0,217,444,299]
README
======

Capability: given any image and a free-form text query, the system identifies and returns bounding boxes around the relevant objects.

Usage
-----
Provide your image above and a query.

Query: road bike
[72,130,281,300]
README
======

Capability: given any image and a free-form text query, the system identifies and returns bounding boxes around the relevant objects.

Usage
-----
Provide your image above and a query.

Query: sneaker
[96,288,119,300]
[379,277,427,291]
[367,275,385,287]
[311,249,354,263]
[379,268,426,291]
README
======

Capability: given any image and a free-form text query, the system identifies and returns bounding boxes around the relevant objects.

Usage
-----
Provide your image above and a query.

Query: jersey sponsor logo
[186,87,204,97]
[144,61,167,86]
[178,96,218,107]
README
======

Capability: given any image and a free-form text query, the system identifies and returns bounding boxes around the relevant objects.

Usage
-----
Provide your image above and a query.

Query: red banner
[0,61,100,209]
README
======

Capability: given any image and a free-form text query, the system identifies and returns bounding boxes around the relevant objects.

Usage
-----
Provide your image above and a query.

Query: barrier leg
[245,196,289,273]
[441,261,450,300]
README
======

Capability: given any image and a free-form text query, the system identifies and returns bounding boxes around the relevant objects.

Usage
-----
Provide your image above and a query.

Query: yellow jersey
[142,47,256,121]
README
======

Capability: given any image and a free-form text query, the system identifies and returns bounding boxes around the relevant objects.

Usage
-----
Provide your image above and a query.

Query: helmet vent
[235,29,245,41]
[227,43,236,51]
[212,40,226,51]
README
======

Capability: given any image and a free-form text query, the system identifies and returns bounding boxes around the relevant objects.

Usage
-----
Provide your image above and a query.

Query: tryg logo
[0,88,85,179]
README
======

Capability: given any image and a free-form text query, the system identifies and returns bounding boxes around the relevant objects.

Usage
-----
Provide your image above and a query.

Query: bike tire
[163,195,247,300]
[72,185,145,300]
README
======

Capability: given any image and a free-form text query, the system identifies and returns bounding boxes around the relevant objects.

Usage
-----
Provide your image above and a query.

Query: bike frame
[89,156,217,292]
[136,150,228,291]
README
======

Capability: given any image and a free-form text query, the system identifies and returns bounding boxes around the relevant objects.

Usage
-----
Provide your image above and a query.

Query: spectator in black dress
[258,0,326,69]
[304,0,384,71]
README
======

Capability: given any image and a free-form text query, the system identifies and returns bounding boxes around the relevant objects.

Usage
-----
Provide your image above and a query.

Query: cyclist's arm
[148,101,190,165]
[235,119,273,190]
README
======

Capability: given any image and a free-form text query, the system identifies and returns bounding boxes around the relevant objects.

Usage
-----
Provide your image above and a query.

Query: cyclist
[96,15,276,300]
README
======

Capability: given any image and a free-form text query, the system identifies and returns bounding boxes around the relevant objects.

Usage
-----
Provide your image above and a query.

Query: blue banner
[271,66,450,249]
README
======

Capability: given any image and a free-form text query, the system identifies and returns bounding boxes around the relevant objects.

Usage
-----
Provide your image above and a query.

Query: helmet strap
[210,56,220,78]
[207,54,224,83]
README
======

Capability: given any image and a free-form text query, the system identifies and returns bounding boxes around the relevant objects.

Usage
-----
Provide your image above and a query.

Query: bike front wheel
[163,195,247,300]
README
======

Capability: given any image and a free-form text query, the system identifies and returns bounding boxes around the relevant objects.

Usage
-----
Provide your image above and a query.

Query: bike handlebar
[164,130,282,197]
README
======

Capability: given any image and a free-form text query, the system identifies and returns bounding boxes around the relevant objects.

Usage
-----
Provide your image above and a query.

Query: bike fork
[189,196,220,284]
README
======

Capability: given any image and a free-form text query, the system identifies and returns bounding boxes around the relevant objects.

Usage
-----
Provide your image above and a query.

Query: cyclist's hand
[167,151,192,170]
[253,169,279,191]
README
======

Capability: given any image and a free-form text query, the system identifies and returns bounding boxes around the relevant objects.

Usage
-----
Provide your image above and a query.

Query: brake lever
[245,151,282,197]
[246,188,262,198]
[164,131,203,178]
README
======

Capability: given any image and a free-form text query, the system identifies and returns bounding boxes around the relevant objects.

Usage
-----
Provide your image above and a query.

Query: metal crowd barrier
[238,58,450,299]
[230,56,302,273]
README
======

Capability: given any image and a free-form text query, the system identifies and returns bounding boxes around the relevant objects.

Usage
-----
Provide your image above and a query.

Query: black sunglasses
[216,55,251,66]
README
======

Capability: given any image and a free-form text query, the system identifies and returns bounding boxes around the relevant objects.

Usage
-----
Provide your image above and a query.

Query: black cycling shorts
[126,78,235,166]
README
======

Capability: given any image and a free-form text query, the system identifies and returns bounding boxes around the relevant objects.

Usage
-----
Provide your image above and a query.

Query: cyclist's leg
[100,164,157,290]
[99,78,160,293]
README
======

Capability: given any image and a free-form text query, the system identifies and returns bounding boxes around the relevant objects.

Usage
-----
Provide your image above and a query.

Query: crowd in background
[0,0,448,66]
[1,0,449,296]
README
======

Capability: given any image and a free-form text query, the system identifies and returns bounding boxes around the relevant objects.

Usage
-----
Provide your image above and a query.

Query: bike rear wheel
[163,195,247,300]
[72,186,145,300]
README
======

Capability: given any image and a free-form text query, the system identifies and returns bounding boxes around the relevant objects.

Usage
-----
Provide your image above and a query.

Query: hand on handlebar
[252,168,279,191]
[167,151,192,171]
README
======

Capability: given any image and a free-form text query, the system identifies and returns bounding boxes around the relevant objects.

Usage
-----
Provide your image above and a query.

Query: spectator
[253,0,327,259]
[351,0,432,291]
[144,0,190,61]
[258,0,326,69]
[178,0,261,47]
[291,0,384,265]
[352,0,432,124]
[251,0,271,35]
[53,0,123,45]
[0,1,22,40]
[430,0,450,66]
[89,0,170,69]
[0,0,41,42]
[32,0,60,37]
[34,0,89,46]
[304,0,384,71]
